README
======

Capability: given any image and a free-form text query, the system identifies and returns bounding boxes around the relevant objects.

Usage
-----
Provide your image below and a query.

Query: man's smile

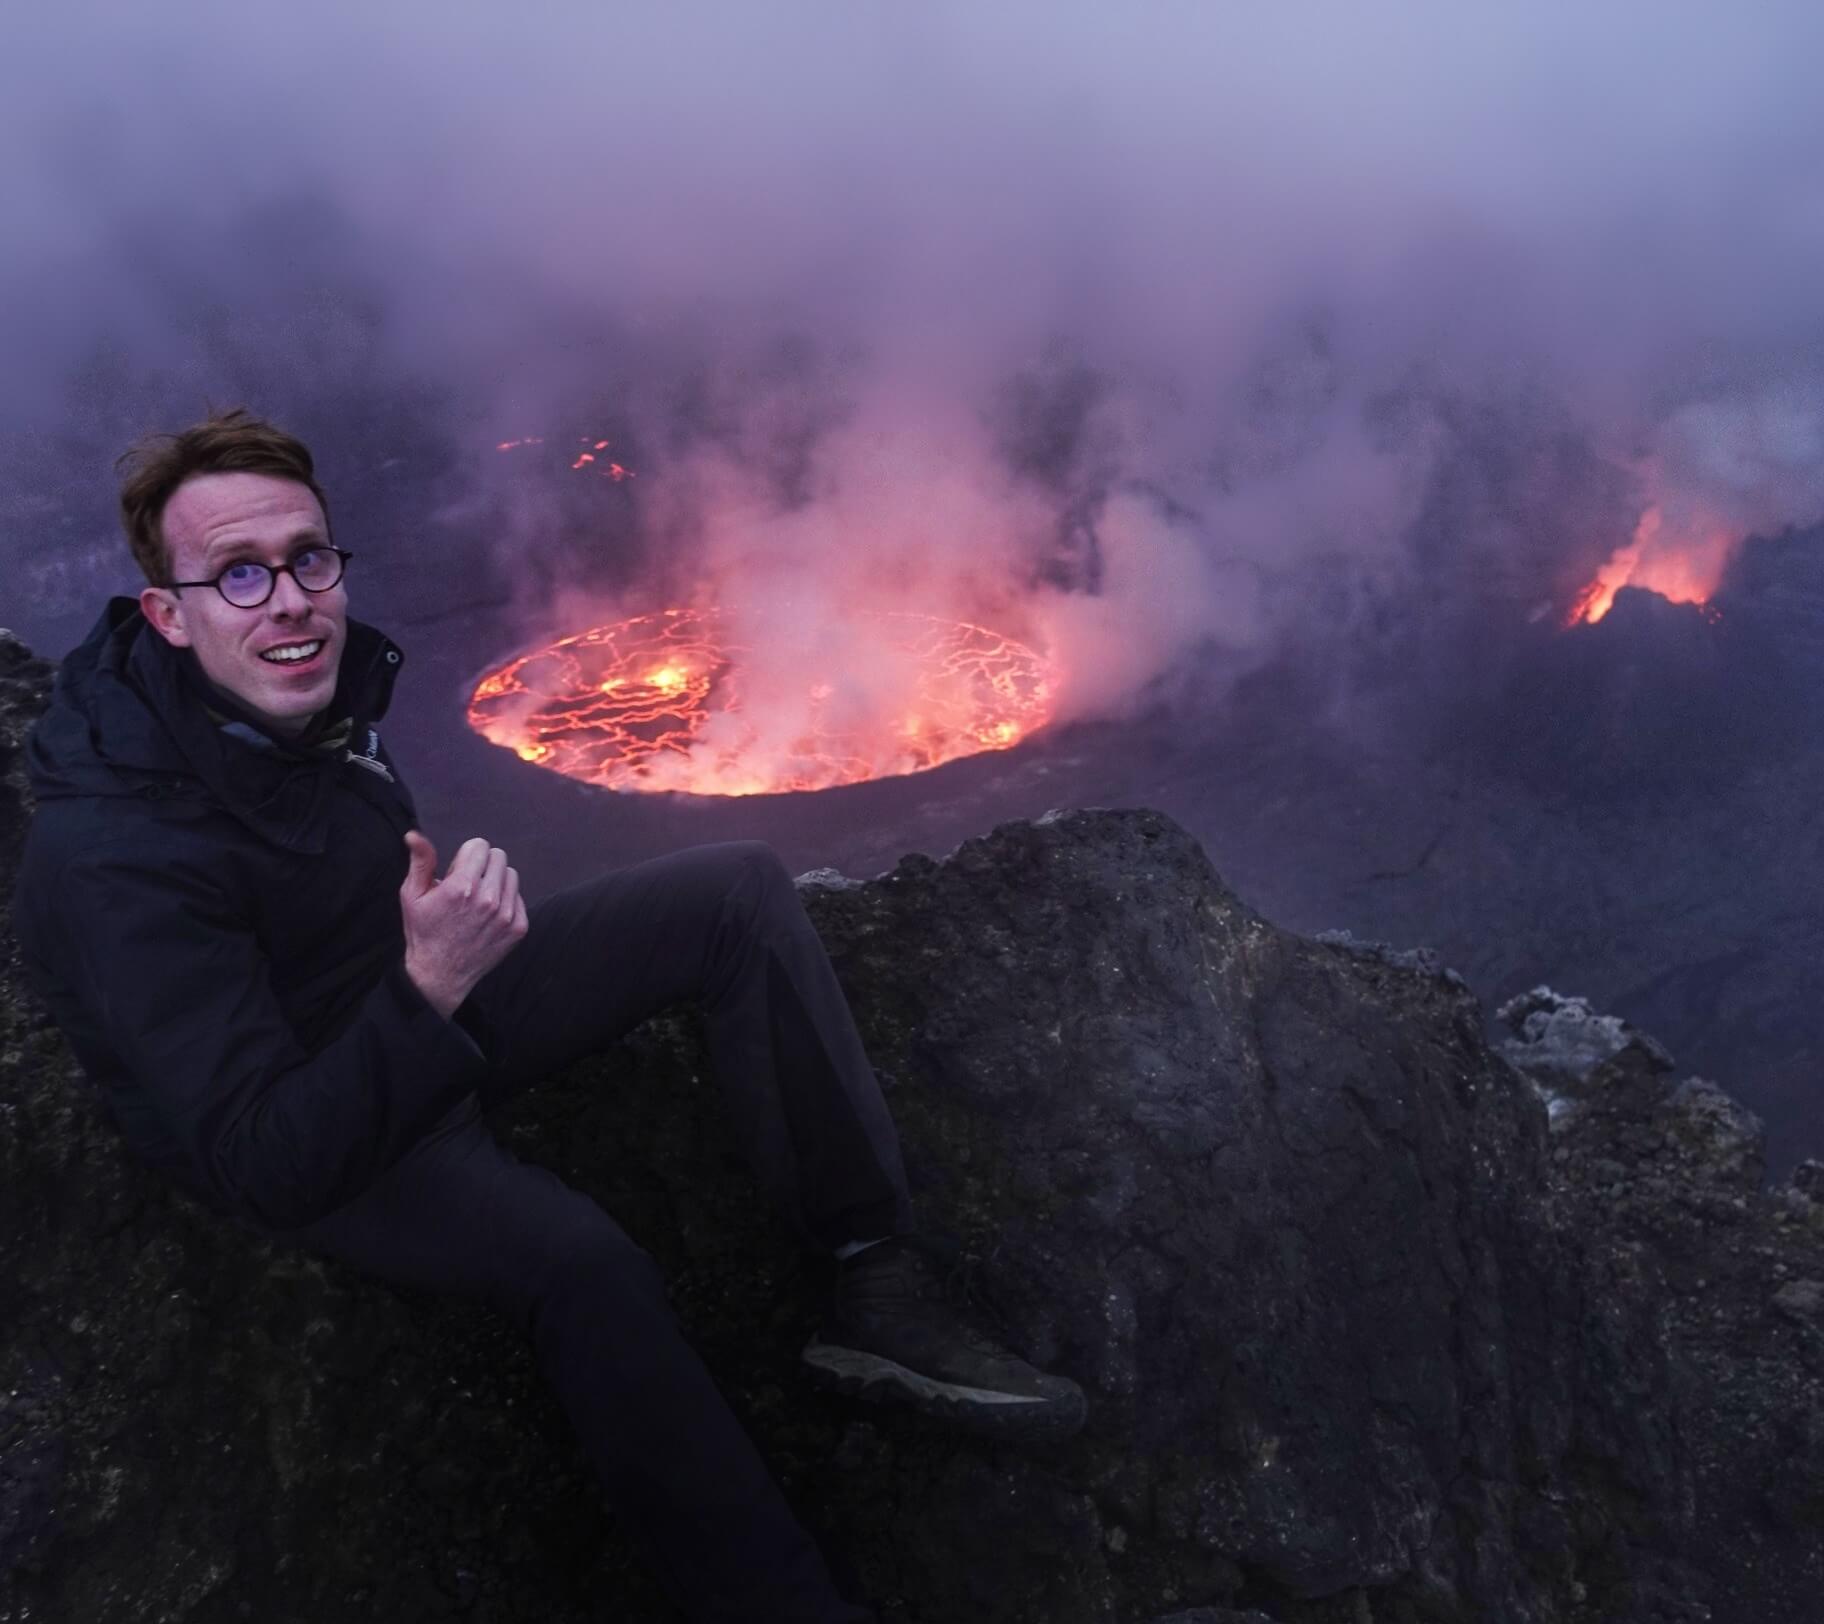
[259,638,327,666]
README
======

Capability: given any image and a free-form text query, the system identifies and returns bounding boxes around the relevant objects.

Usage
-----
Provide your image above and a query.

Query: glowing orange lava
[1566,504,1736,626]
[467,608,1056,796]
[495,434,634,480]
[571,437,634,480]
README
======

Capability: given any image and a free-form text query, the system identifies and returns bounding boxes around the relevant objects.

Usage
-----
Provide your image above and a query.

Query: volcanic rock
[1502,983,1824,1618]
[2,628,1822,1623]
[1495,985,1675,1105]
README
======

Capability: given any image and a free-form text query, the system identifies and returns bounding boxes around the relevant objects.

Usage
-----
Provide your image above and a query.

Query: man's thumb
[402,830,438,898]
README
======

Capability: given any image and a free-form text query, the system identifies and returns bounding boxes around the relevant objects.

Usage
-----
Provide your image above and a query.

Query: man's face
[139,471,347,735]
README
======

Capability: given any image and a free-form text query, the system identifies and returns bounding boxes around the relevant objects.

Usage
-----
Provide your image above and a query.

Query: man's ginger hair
[117,408,332,586]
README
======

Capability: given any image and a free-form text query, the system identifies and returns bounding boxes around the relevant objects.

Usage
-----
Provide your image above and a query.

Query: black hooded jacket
[15,598,487,1230]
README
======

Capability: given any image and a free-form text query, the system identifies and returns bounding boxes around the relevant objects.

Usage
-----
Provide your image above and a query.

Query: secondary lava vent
[468,608,1056,796]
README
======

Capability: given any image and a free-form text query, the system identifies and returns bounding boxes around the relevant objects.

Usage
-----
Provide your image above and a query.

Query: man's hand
[400,831,528,1019]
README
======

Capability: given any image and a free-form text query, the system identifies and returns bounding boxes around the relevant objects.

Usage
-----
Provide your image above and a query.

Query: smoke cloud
[7,2,1824,755]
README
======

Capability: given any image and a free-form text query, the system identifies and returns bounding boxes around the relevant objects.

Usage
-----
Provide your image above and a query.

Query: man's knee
[719,838,791,881]
[718,840,798,923]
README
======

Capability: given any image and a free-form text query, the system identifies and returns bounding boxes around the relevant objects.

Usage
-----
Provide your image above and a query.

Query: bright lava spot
[1566,504,1736,627]
[467,608,1056,796]
[572,436,634,480]
[494,433,632,479]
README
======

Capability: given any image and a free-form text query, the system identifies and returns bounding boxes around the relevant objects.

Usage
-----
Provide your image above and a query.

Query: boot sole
[801,1339,1087,1442]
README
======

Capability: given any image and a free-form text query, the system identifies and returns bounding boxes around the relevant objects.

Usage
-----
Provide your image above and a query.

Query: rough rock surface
[2,628,1820,1623]
[1499,991,1824,1623]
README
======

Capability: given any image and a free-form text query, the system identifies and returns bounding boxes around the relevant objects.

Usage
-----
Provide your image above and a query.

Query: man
[15,408,1085,1623]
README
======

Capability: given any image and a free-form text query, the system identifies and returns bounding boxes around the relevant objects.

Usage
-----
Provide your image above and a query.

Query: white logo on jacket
[344,728,395,782]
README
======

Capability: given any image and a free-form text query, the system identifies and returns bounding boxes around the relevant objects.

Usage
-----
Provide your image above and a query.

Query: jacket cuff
[384,960,488,1070]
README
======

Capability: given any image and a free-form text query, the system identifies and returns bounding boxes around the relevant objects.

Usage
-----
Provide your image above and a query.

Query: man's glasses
[169,546,353,609]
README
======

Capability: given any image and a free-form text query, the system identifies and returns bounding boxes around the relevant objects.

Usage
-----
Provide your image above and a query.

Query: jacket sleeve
[47,838,489,1230]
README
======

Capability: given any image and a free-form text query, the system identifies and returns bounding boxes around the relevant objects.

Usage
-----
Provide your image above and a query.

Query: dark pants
[277,841,911,1622]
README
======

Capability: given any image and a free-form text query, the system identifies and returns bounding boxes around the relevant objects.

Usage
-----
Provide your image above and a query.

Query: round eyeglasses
[169,546,353,609]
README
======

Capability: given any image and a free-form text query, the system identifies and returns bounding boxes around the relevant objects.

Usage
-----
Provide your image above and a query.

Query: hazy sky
[6,2,1824,733]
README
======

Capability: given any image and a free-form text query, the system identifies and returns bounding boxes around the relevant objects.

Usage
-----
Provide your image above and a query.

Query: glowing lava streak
[467,609,1056,796]
[571,438,634,481]
[1566,504,1735,626]
[495,434,633,480]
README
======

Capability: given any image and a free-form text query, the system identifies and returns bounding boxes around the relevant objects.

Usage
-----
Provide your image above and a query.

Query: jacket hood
[27,597,406,854]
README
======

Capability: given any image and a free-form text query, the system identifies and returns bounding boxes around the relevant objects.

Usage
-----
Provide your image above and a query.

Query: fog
[7,3,1824,722]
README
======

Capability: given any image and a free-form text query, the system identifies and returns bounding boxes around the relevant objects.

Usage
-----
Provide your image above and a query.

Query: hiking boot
[801,1236,1087,1442]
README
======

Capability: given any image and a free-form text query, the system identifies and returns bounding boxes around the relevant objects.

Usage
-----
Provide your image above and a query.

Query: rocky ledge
[1,629,1820,1623]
